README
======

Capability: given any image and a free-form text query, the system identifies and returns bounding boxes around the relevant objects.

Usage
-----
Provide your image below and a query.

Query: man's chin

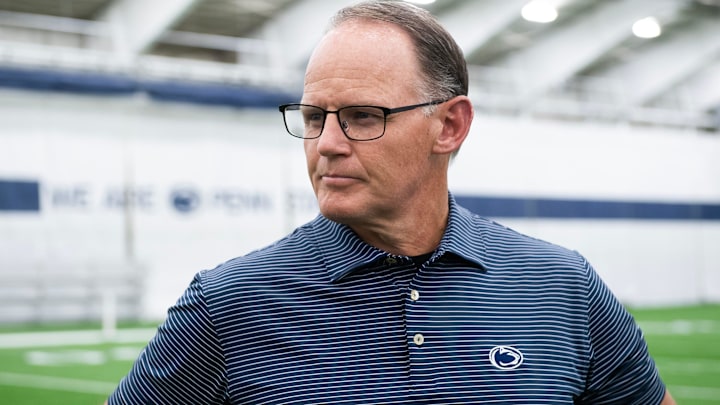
[319,206,357,224]
[318,200,364,225]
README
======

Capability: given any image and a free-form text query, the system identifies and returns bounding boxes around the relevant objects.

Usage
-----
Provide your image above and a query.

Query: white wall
[0,90,317,319]
[1,89,718,320]
[449,115,720,307]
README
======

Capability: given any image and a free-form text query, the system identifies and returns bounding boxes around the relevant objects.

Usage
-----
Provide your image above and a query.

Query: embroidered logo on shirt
[489,346,524,370]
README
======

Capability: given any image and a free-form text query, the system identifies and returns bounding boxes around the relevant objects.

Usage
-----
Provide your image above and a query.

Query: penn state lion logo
[489,346,524,370]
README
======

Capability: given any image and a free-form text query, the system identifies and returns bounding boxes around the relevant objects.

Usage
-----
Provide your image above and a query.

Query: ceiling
[0,0,718,131]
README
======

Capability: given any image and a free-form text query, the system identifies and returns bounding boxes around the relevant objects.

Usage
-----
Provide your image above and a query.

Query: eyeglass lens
[283,105,387,140]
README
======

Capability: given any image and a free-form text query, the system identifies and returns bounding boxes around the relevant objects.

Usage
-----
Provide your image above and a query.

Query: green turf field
[631,304,720,404]
[0,305,718,404]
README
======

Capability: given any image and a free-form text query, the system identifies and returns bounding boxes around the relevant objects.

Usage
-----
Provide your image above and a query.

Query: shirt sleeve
[107,272,228,405]
[578,259,667,404]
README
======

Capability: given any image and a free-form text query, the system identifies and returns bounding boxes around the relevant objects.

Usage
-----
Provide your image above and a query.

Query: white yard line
[0,372,117,395]
[656,358,720,374]
[0,328,156,349]
[638,320,720,335]
[670,385,720,401]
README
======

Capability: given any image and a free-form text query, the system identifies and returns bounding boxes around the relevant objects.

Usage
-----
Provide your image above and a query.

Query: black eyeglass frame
[278,99,450,141]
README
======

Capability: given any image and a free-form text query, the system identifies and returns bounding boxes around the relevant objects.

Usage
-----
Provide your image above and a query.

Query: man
[107,1,676,403]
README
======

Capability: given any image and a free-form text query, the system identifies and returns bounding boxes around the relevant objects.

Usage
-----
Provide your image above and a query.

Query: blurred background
[0,0,718,403]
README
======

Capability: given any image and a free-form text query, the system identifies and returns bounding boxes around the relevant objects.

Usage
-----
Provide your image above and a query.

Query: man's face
[302,20,444,231]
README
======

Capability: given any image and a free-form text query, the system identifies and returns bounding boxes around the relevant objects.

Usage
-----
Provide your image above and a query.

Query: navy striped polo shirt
[109,194,666,404]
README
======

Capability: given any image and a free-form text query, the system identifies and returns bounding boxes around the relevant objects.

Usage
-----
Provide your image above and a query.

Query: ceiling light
[521,0,558,23]
[632,17,662,38]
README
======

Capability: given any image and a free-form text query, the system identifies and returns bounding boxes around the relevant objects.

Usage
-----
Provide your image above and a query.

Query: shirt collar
[435,194,489,270]
[309,193,488,283]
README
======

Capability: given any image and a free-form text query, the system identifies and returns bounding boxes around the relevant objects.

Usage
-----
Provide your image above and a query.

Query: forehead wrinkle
[303,20,421,107]
[304,67,390,106]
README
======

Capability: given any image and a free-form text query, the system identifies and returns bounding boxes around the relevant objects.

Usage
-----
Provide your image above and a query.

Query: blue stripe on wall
[143,80,292,108]
[0,66,299,108]
[0,181,717,219]
[454,195,720,221]
[0,66,136,95]
[0,180,40,212]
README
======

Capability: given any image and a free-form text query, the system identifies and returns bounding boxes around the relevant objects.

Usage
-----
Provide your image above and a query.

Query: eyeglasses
[278,99,449,141]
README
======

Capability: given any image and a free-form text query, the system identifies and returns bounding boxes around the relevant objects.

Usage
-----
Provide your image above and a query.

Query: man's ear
[433,96,473,155]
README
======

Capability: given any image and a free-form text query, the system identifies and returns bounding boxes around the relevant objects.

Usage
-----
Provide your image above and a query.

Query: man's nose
[316,113,351,155]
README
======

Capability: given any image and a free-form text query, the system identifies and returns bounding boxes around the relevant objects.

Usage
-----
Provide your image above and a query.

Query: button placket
[408,286,424,347]
[406,281,432,395]
[406,268,440,395]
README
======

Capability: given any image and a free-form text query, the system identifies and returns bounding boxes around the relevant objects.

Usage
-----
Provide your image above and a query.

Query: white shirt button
[413,333,424,346]
[410,289,420,301]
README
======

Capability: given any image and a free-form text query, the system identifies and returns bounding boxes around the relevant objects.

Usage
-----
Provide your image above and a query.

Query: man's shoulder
[201,219,323,286]
[457,208,586,269]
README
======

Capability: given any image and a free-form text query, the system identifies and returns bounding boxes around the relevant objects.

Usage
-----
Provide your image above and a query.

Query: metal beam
[437,0,528,55]
[496,0,685,105]
[681,59,720,112]
[99,0,199,63]
[0,10,105,36]
[252,0,358,72]
[0,11,267,55]
[601,18,720,107]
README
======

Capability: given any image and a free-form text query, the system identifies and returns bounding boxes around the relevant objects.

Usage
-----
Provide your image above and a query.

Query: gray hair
[328,0,468,104]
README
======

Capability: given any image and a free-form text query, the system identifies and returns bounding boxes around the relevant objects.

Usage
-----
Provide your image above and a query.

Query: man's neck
[350,193,449,256]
